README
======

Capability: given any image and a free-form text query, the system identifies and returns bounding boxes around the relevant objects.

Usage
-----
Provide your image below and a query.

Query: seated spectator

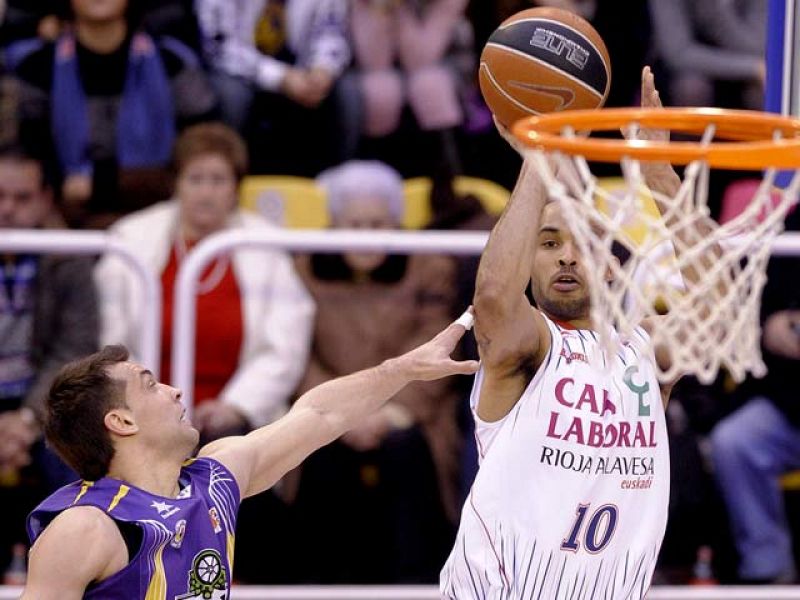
[0,145,98,571]
[351,0,473,174]
[194,0,353,176]
[649,0,765,108]
[710,206,800,584]
[289,161,461,583]
[5,0,218,228]
[94,123,315,443]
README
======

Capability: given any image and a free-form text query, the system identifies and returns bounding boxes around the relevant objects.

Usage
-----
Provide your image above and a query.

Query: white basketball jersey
[440,316,670,600]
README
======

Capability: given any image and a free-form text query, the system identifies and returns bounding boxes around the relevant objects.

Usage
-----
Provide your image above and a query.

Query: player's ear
[105,408,138,437]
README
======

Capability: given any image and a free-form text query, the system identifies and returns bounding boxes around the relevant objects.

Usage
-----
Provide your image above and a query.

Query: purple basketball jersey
[28,457,240,599]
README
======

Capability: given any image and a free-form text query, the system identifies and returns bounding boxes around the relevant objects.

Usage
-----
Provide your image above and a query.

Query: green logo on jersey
[623,365,651,417]
[176,549,228,599]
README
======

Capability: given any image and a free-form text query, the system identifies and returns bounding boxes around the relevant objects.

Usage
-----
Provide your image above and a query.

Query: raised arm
[199,318,478,498]
[21,507,128,599]
[472,138,551,422]
[632,67,724,383]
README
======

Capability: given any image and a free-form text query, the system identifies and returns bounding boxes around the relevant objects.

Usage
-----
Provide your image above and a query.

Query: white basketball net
[525,127,800,384]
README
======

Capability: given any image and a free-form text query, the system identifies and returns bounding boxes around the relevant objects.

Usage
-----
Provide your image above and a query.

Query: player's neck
[545,312,593,331]
[106,449,184,499]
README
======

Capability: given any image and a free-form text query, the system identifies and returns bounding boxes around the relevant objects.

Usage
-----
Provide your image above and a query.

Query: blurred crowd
[0,0,794,588]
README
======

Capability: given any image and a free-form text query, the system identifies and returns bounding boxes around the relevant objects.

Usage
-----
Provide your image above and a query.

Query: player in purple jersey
[20,314,478,599]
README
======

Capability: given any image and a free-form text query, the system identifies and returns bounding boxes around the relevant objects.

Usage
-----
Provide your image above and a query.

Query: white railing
[5,226,800,397]
[171,228,800,413]
[171,229,488,412]
[2,585,800,599]
[0,229,162,375]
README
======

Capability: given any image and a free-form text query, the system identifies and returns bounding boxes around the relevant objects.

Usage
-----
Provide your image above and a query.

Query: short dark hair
[45,345,130,481]
[173,122,249,182]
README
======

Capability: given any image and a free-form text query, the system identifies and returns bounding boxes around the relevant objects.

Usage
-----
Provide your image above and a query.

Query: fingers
[641,66,662,109]
[436,320,471,350]
[448,359,480,375]
[622,66,669,144]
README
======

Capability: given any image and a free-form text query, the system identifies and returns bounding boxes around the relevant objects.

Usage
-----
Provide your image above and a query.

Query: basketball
[479,7,612,128]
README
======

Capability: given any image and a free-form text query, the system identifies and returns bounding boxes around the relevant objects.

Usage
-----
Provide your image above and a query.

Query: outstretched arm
[629,67,722,278]
[200,316,479,498]
[632,67,724,382]
[472,128,551,422]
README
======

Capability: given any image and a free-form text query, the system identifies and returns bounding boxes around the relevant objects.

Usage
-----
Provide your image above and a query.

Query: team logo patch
[171,519,187,549]
[623,365,651,416]
[152,500,181,519]
[208,507,222,534]
[175,548,228,599]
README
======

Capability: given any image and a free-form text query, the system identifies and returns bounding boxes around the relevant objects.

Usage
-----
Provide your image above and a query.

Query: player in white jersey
[440,69,688,599]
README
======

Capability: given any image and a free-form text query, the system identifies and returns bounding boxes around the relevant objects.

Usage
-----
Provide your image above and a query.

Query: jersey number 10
[560,503,619,553]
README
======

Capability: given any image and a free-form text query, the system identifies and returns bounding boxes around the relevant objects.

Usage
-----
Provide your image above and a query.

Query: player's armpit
[473,294,546,369]
[22,506,128,599]
[473,305,550,422]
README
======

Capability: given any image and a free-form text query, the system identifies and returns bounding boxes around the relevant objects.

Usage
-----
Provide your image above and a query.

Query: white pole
[0,229,162,375]
[171,229,489,413]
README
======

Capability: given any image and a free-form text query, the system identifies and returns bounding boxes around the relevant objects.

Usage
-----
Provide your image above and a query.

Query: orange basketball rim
[512,107,800,169]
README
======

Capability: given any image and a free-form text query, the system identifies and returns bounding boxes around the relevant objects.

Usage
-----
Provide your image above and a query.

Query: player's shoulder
[28,505,129,591]
[532,307,556,352]
[184,454,242,495]
[38,505,121,547]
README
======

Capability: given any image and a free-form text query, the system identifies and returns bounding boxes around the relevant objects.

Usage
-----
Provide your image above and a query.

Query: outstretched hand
[622,66,669,144]
[402,310,479,381]
[623,66,681,196]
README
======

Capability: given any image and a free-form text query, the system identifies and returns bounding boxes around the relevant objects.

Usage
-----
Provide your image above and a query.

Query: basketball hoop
[512,107,800,384]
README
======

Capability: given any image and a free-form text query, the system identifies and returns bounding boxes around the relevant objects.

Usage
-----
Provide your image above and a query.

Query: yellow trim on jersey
[71,481,94,505]
[144,541,168,600]
[182,458,197,467]
[226,532,235,574]
[106,484,130,513]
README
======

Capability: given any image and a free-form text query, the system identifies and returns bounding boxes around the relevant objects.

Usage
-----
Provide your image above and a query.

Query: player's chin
[183,426,201,448]
[177,413,199,435]
[551,283,583,295]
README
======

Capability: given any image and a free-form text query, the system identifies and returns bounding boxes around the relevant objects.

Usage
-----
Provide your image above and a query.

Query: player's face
[71,0,127,22]
[109,362,199,454]
[0,160,52,229]
[530,203,590,321]
[333,196,397,274]
[176,154,239,238]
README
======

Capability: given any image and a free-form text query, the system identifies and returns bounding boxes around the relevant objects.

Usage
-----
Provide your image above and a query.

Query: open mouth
[552,274,580,291]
